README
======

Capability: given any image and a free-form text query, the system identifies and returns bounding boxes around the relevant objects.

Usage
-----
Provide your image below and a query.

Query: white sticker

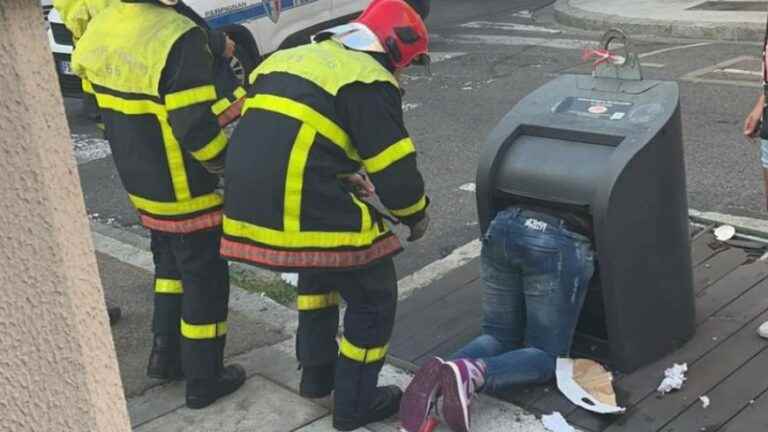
[610,112,626,120]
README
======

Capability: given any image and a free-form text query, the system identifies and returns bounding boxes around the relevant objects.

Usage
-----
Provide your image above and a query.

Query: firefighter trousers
[151,228,230,380]
[296,257,397,419]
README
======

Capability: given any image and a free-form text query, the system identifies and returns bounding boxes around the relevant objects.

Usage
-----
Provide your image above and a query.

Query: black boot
[333,386,403,431]
[186,364,246,409]
[300,364,335,398]
[146,335,183,380]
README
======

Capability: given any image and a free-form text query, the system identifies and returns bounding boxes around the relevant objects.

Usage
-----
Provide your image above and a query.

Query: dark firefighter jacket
[71,2,228,233]
[221,39,429,270]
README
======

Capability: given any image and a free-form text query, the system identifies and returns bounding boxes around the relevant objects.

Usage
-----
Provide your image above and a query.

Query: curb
[689,209,768,242]
[552,0,765,42]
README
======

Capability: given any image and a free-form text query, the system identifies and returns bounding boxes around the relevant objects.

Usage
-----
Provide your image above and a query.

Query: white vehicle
[46,0,368,96]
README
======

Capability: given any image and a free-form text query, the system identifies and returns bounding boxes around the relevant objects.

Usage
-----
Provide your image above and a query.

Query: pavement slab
[133,374,328,432]
[98,252,289,398]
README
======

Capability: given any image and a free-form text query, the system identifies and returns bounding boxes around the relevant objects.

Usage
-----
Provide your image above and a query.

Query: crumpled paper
[657,363,688,394]
[542,412,576,432]
[556,358,625,414]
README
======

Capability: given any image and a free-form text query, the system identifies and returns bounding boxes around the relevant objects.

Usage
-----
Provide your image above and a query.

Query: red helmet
[356,0,429,70]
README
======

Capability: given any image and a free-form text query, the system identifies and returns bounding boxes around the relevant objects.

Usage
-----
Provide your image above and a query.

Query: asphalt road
[67,0,768,277]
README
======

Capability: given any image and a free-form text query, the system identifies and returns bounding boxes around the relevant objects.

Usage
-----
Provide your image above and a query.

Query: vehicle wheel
[229,42,257,86]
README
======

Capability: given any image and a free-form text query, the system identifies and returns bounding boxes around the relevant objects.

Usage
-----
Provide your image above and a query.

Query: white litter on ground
[402,103,421,112]
[459,182,476,192]
[700,395,710,408]
[657,363,688,394]
[714,225,736,241]
[280,273,298,286]
[542,412,576,432]
[555,358,625,414]
[71,134,112,164]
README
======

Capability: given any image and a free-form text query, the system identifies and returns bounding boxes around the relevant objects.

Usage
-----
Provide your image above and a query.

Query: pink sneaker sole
[440,362,471,432]
[399,357,444,432]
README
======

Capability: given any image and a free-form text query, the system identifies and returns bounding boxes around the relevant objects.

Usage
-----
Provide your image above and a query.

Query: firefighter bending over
[221,0,431,429]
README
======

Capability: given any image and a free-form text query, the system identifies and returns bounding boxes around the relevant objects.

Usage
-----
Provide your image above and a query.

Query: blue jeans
[452,207,595,393]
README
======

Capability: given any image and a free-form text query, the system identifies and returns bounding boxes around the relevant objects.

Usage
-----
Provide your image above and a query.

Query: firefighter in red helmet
[221,0,430,429]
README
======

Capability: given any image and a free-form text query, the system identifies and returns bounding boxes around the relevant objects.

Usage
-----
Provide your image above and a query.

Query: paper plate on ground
[714,225,736,242]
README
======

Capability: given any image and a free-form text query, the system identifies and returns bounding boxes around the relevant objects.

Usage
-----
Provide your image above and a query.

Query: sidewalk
[93,222,547,432]
[554,0,768,41]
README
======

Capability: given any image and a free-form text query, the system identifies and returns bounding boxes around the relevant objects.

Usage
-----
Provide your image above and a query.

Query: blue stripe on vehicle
[207,0,302,28]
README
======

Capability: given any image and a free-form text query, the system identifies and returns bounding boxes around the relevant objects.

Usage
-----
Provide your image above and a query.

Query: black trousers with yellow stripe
[297,257,397,419]
[151,228,230,380]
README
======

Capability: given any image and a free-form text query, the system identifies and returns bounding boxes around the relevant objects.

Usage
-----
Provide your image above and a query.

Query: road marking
[459,21,561,34]
[638,42,713,59]
[641,62,665,68]
[681,55,761,88]
[718,68,761,77]
[430,51,467,63]
[512,10,533,19]
[446,34,592,50]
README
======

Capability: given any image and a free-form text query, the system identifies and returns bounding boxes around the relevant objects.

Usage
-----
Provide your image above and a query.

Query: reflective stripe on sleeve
[390,195,427,218]
[363,138,416,174]
[191,131,228,161]
[165,85,217,111]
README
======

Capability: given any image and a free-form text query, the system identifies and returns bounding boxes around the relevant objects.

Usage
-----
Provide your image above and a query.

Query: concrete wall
[0,2,130,431]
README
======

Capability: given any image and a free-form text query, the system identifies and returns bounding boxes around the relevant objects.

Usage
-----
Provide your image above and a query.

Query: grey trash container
[476,33,695,372]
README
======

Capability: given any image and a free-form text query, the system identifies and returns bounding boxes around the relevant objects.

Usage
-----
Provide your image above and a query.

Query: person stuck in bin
[742,15,768,341]
[400,201,596,432]
[70,0,245,409]
[220,0,430,429]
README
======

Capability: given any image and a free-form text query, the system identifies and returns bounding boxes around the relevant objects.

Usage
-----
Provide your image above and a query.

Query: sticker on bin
[554,97,633,121]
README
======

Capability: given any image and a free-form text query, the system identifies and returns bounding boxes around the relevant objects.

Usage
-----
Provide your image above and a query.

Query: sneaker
[439,359,486,432]
[400,357,445,432]
[759,321,768,339]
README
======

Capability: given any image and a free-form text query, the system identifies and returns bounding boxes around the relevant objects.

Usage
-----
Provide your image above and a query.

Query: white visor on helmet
[312,23,385,54]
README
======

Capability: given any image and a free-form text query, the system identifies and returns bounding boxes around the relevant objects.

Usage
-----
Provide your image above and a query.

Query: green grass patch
[230,268,296,307]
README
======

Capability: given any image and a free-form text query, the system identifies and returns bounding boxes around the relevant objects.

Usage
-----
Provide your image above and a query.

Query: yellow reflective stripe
[211,98,231,115]
[93,92,164,116]
[224,216,385,249]
[181,319,228,340]
[165,85,217,111]
[191,131,228,161]
[339,337,388,363]
[284,124,317,232]
[160,121,190,201]
[155,278,183,294]
[391,195,427,218]
[363,138,416,174]
[82,79,94,95]
[129,193,223,216]
[351,194,372,233]
[233,86,247,99]
[297,292,340,311]
[92,91,191,200]
[243,94,360,161]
